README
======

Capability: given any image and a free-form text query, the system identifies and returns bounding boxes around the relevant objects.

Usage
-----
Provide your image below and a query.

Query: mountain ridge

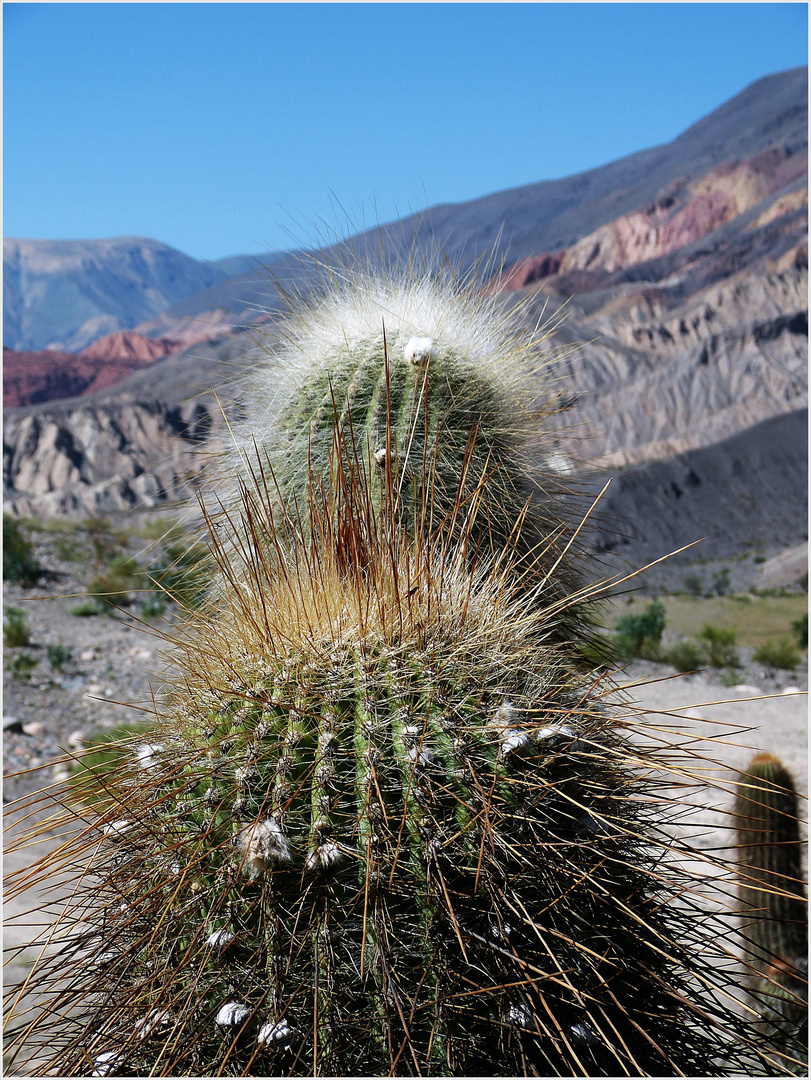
[3,236,230,352]
[3,66,807,579]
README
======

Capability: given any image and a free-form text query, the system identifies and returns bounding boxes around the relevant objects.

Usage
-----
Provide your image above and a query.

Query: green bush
[140,596,167,619]
[147,539,212,609]
[106,552,140,577]
[6,653,39,678]
[697,624,740,668]
[664,639,705,673]
[614,599,665,660]
[710,567,731,596]
[53,534,87,562]
[4,607,31,647]
[791,612,808,650]
[682,573,704,596]
[70,601,105,617]
[3,515,42,585]
[753,637,800,671]
[87,572,132,610]
[47,644,74,670]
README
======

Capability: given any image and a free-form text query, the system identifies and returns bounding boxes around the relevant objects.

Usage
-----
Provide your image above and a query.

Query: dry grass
[603,593,808,651]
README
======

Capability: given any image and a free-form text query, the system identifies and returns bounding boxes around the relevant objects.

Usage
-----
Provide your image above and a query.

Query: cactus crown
[215,264,581,593]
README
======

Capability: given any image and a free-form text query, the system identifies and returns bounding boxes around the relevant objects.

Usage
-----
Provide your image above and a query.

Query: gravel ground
[3,525,182,805]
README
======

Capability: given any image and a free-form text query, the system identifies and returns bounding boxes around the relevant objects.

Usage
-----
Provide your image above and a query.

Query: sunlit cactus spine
[4,440,796,1078]
[735,753,808,1057]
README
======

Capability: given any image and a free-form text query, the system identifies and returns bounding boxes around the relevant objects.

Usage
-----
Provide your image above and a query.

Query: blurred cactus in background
[735,753,808,1064]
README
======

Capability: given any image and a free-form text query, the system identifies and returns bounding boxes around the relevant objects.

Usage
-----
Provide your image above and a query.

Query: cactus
[3,268,803,1077]
[217,266,582,598]
[735,754,808,1056]
[4,441,798,1078]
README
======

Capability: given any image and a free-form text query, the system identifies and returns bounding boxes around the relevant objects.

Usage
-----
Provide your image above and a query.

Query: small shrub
[664,639,705,673]
[140,595,167,619]
[70,600,105,617]
[4,607,31,647]
[106,552,140,576]
[87,571,134,610]
[697,624,740,668]
[53,534,87,562]
[147,540,212,609]
[6,653,39,678]
[753,637,800,671]
[79,516,120,565]
[614,599,665,660]
[683,573,704,596]
[3,515,42,585]
[791,612,808,650]
[47,644,74,670]
[710,567,731,596]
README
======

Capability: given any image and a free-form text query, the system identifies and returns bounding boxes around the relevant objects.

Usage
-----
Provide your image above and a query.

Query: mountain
[3,236,231,352]
[140,67,808,330]
[3,67,807,579]
[3,332,190,409]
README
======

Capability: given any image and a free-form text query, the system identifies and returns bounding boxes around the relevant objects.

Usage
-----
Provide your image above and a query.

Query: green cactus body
[276,334,527,554]
[735,753,808,1054]
[6,511,794,1078]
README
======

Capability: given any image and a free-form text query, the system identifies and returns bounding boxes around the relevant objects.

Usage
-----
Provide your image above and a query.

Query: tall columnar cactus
[735,753,808,1054]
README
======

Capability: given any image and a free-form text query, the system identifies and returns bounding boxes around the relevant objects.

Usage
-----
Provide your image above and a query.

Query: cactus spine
[735,753,808,1056]
[3,268,803,1077]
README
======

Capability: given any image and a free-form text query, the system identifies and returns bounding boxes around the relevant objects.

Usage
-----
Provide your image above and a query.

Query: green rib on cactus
[3,445,799,1078]
[735,753,808,1056]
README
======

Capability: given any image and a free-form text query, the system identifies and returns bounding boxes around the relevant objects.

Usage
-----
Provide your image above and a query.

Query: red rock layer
[3,331,185,409]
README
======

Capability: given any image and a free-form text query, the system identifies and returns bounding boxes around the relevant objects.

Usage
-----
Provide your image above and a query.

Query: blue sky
[4,3,807,262]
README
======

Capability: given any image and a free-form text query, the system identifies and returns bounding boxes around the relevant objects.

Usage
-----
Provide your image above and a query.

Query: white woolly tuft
[215,1002,251,1027]
[257,1018,293,1046]
[92,1051,122,1076]
[235,817,291,877]
[403,336,434,366]
[206,928,235,948]
[135,1008,171,1041]
[102,819,131,838]
[136,743,163,770]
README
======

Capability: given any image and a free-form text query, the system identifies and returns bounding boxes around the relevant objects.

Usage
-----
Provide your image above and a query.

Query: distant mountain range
[5,66,806,355]
[3,236,231,352]
[3,67,807,582]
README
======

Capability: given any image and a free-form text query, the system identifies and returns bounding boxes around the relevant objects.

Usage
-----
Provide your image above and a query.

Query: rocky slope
[3,237,230,352]
[3,331,190,409]
[513,168,807,467]
[3,332,248,517]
